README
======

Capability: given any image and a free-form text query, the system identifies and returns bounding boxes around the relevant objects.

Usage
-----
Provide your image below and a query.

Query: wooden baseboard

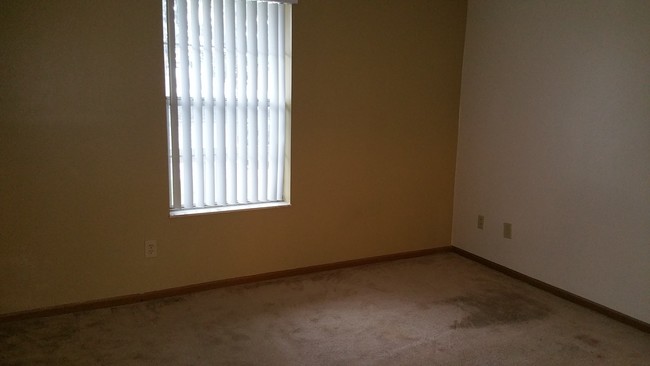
[451,246,650,334]
[0,246,452,323]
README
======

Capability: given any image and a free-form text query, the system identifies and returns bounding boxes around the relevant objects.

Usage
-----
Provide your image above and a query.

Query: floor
[1,253,649,365]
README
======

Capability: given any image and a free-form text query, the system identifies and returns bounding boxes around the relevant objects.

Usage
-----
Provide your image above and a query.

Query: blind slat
[246,2,258,202]
[176,0,194,208]
[235,0,247,203]
[165,0,182,209]
[276,5,286,199]
[267,4,279,200]
[257,2,269,201]
[214,0,227,206]
[189,0,204,207]
[224,0,237,204]
[201,0,215,207]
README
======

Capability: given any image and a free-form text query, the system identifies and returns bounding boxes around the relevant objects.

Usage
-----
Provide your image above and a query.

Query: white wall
[454,0,650,323]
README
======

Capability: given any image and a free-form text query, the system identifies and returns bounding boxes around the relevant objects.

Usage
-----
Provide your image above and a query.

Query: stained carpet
[1,253,649,365]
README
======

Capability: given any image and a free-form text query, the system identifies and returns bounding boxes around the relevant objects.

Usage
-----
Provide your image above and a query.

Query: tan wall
[0,0,467,314]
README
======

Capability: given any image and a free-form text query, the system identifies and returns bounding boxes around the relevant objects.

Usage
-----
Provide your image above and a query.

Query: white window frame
[163,0,293,217]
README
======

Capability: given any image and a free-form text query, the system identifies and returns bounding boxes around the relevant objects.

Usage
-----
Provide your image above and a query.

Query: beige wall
[0,0,467,314]
[454,0,650,323]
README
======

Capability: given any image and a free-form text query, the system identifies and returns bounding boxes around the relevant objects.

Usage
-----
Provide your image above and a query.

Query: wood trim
[452,246,650,334]
[0,246,452,323]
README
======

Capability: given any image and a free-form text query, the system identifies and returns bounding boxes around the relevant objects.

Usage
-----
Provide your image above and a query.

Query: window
[163,0,294,216]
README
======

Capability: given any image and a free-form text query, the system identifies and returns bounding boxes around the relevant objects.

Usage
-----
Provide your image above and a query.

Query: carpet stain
[145,296,186,313]
[230,333,250,342]
[445,289,550,329]
[575,334,600,347]
[224,329,251,342]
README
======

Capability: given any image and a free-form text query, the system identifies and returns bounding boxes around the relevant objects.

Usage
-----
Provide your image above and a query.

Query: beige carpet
[1,253,649,365]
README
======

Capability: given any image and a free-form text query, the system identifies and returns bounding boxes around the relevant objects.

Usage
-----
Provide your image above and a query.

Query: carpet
[1,253,649,365]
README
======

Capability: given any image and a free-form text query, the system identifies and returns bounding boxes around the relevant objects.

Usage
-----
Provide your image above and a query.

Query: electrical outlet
[503,223,512,239]
[477,215,485,230]
[145,240,158,258]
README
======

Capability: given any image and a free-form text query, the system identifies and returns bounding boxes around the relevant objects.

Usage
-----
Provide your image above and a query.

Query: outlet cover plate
[145,240,158,258]
[503,223,512,239]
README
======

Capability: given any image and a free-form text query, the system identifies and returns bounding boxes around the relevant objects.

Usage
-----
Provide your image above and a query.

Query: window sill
[169,201,290,218]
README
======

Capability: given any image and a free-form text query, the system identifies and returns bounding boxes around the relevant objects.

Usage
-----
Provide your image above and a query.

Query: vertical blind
[163,0,292,214]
